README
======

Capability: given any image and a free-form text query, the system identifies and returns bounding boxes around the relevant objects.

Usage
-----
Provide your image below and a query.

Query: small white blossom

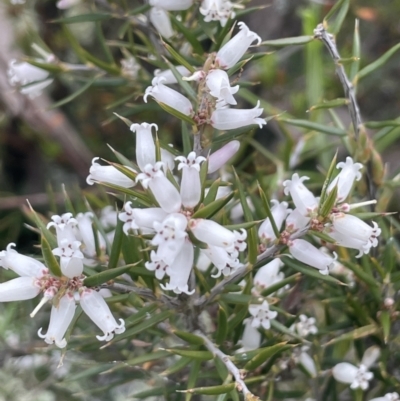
[293,346,317,377]
[206,69,239,106]
[285,208,310,232]
[332,363,373,390]
[149,7,174,39]
[252,259,285,295]
[239,319,261,351]
[145,251,169,280]
[200,0,237,27]
[52,239,84,278]
[370,393,400,401]
[202,245,241,278]
[258,200,291,243]
[130,122,158,171]
[210,101,266,130]
[248,300,277,330]
[292,314,318,337]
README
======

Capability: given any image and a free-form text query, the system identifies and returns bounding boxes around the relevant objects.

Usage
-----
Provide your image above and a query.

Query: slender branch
[313,23,362,140]
[195,330,259,400]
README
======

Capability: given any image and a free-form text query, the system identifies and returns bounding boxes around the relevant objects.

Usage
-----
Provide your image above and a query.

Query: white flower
[216,22,261,69]
[252,259,285,295]
[258,200,290,243]
[0,277,42,302]
[283,173,318,216]
[210,101,266,130]
[293,346,317,377]
[208,140,240,174]
[327,157,363,202]
[7,60,53,98]
[76,212,106,258]
[52,239,84,278]
[200,0,237,27]
[161,240,195,295]
[47,213,78,244]
[11,0,26,3]
[240,319,261,351]
[370,393,400,401]
[100,206,118,229]
[332,363,373,390]
[154,66,191,84]
[79,288,125,341]
[145,251,169,280]
[285,208,310,232]
[136,162,182,213]
[38,293,76,348]
[149,0,193,10]
[175,152,206,209]
[144,76,193,116]
[248,300,277,330]
[130,122,158,171]
[86,157,135,188]
[206,69,239,106]
[292,314,318,337]
[202,245,240,278]
[289,239,336,275]
[149,7,174,39]
[0,243,47,278]
[152,213,188,265]
[56,0,81,9]
[329,213,380,256]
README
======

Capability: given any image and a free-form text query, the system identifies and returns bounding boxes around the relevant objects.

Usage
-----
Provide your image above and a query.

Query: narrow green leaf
[323,0,347,23]
[258,184,280,239]
[157,101,195,125]
[186,360,202,401]
[318,150,338,214]
[49,75,99,109]
[166,348,213,360]
[260,35,313,47]
[280,119,347,136]
[170,15,203,55]
[183,384,235,395]
[383,237,396,274]
[350,19,360,81]
[308,98,348,112]
[83,264,137,287]
[357,43,400,82]
[52,13,111,24]
[192,192,234,219]
[41,234,62,277]
[173,331,204,346]
[108,213,124,269]
[95,182,152,207]
[219,293,252,305]
[323,324,378,346]
[162,41,196,73]
[216,307,228,345]
[244,342,293,371]
[161,357,192,376]
[311,230,336,244]
[203,178,222,205]
[365,120,400,129]
[329,0,350,34]
[319,184,338,218]
[182,121,192,155]
[260,273,301,297]
[23,58,64,74]
[380,311,391,344]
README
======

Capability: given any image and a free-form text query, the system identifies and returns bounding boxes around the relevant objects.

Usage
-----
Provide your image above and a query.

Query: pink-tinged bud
[0,277,41,302]
[210,101,266,130]
[189,219,236,250]
[87,158,135,188]
[136,163,182,213]
[175,152,206,208]
[258,200,290,243]
[0,243,47,278]
[130,123,157,171]
[216,22,261,69]
[150,0,193,10]
[149,7,174,39]
[38,293,76,348]
[161,240,195,295]
[154,66,191,84]
[283,173,318,217]
[80,288,125,341]
[327,157,363,202]
[208,140,240,173]
[289,239,336,275]
[206,69,239,106]
[144,77,193,116]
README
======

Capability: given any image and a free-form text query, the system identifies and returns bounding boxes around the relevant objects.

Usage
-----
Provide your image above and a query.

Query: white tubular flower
[0,243,47,278]
[154,66,191,84]
[52,239,84,278]
[56,0,80,9]
[294,346,317,378]
[152,213,188,265]
[203,245,240,278]
[0,277,41,302]
[149,0,193,10]
[200,0,236,27]
[293,314,318,337]
[161,240,195,295]
[37,293,76,348]
[47,213,78,244]
[252,259,285,294]
[370,393,400,401]
[206,69,239,106]
[283,173,318,216]
[208,140,240,174]
[258,200,291,243]
[87,158,135,188]
[175,152,206,209]
[240,319,261,351]
[145,251,169,280]
[361,345,381,369]
[289,239,336,275]
[189,218,236,250]
[216,22,261,69]
[149,7,174,39]
[79,288,125,341]
[285,208,310,232]
[327,157,363,202]
[332,363,373,390]
[130,122,157,171]
[330,213,381,255]
[161,148,176,170]
[144,76,193,116]
[210,101,266,130]
[20,79,54,99]
[76,212,105,258]
[248,300,277,330]
[136,163,182,213]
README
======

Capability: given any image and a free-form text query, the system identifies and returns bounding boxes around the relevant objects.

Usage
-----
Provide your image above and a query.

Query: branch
[195,330,260,400]
[313,23,362,140]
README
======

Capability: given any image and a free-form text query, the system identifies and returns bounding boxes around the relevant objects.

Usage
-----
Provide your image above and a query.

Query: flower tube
[0,277,41,302]
[258,200,290,243]
[86,158,135,188]
[200,0,236,27]
[130,123,158,171]
[154,66,191,84]
[206,69,239,106]
[149,0,193,10]
[208,140,240,174]
[149,7,174,39]
[332,363,373,390]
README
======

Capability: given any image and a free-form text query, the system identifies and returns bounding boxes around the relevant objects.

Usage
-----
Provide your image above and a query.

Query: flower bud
[154,66,191,84]
[208,140,240,174]
[283,174,318,216]
[87,158,135,188]
[149,7,174,39]
[130,122,158,171]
